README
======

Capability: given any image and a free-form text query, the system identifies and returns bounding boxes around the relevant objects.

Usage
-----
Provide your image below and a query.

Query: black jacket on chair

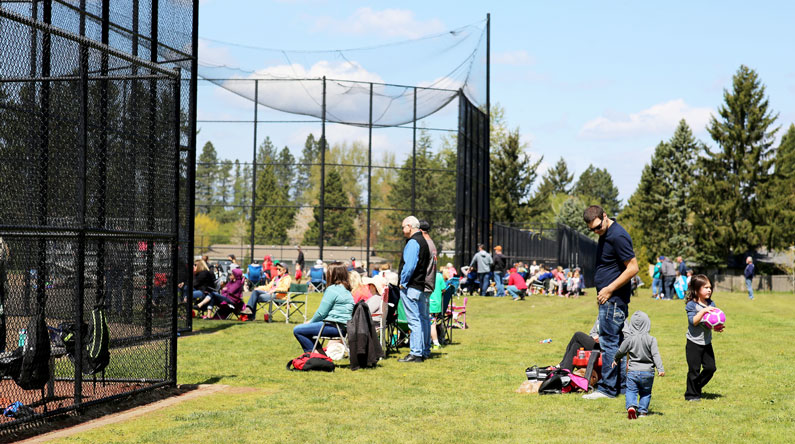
[346,301,384,370]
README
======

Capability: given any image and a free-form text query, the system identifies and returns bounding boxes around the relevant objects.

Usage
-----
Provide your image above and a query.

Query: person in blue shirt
[397,216,432,363]
[582,205,639,400]
[744,256,755,300]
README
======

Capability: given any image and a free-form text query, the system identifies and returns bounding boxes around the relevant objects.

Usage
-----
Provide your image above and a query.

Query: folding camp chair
[437,279,457,344]
[266,283,309,323]
[447,296,468,329]
[308,267,326,292]
[382,284,409,356]
[311,321,349,361]
[245,264,264,289]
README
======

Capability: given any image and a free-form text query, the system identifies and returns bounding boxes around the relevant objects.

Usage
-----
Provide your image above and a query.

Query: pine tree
[691,65,779,267]
[196,141,219,214]
[769,124,795,248]
[296,134,320,203]
[303,170,357,246]
[253,137,295,244]
[573,165,621,216]
[490,127,542,224]
[554,196,590,235]
[539,157,574,195]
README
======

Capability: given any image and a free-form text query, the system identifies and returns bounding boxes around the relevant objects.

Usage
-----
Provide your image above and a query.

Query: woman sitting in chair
[240,262,291,319]
[293,262,354,353]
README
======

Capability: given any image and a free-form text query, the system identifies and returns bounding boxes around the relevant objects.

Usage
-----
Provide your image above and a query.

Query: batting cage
[0,0,197,436]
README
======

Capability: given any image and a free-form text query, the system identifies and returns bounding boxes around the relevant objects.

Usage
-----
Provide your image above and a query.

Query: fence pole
[249,80,258,263]
[170,68,182,384]
[73,0,86,405]
[319,77,326,260]
[366,83,373,271]
[185,0,198,331]
[144,0,159,339]
[412,87,417,215]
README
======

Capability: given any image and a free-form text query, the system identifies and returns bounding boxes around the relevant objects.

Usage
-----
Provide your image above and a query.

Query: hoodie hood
[232,268,243,280]
[628,310,651,335]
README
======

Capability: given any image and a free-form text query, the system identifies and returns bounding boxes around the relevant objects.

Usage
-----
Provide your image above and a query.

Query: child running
[684,274,724,401]
[612,310,664,419]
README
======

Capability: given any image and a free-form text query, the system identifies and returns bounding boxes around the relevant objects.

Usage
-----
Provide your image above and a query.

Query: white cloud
[312,7,445,39]
[197,39,237,67]
[579,99,713,140]
[493,50,534,66]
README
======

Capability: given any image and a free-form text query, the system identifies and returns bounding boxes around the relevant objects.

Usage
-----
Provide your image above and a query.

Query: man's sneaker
[638,412,648,418]
[627,407,637,420]
[240,307,253,315]
[582,391,613,400]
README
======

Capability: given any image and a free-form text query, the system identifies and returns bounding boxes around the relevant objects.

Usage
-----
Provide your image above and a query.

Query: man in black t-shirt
[581,205,639,400]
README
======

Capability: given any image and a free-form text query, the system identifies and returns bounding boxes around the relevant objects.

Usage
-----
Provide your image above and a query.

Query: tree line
[194,129,456,259]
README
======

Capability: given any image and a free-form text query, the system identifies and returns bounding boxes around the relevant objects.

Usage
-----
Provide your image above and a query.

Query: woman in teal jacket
[293,262,354,352]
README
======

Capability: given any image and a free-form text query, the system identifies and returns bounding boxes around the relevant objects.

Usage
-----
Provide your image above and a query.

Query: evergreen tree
[253,137,295,244]
[275,145,296,200]
[691,65,779,266]
[554,196,590,235]
[490,127,542,224]
[296,133,320,203]
[573,165,621,216]
[663,120,699,258]
[769,124,795,248]
[303,170,357,246]
[539,157,574,195]
[196,141,219,214]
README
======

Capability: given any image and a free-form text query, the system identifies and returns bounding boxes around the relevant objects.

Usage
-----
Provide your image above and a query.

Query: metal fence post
[366,83,373,270]
[250,80,258,262]
[319,77,326,260]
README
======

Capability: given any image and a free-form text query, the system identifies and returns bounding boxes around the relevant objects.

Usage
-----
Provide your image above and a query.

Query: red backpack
[286,352,335,372]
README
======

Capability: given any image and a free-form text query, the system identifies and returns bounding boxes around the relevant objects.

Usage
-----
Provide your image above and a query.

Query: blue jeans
[478,273,489,295]
[651,278,661,296]
[506,285,525,299]
[401,287,431,358]
[746,278,753,299]
[494,272,505,297]
[293,322,344,353]
[596,301,627,397]
[246,289,276,314]
[625,371,654,413]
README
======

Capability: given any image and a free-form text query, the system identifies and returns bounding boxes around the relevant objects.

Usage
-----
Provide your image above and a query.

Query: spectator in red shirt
[506,268,528,301]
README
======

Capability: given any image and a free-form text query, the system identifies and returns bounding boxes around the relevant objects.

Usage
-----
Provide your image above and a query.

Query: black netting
[0,2,188,434]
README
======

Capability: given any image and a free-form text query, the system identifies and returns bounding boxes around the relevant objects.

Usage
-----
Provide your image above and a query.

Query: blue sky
[197,1,795,203]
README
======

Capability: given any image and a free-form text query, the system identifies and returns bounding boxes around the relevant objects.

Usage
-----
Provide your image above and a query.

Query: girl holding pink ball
[684,274,725,401]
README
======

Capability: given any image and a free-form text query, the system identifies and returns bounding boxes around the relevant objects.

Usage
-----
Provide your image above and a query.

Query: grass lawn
[53,288,794,443]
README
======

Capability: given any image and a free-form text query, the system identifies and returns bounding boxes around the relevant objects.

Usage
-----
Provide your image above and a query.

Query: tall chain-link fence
[0,0,193,435]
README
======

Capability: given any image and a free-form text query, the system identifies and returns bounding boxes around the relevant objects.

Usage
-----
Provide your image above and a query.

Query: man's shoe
[582,390,613,400]
[686,397,701,402]
[398,354,424,363]
[240,307,253,315]
[627,407,637,420]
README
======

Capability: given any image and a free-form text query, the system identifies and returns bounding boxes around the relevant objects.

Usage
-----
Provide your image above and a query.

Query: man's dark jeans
[596,300,627,397]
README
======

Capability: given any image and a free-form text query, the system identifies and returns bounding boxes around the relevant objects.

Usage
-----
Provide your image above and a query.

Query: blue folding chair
[245,264,263,288]
[308,267,326,292]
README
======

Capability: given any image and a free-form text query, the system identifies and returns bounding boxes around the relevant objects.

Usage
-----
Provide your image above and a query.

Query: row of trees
[489,105,620,236]
[194,129,457,257]
[623,65,795,272]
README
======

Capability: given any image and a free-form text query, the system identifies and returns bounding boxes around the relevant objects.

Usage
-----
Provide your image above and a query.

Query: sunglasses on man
[588,218,605,232]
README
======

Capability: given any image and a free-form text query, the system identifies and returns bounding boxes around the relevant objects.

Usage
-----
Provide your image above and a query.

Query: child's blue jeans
[625,371,655,414]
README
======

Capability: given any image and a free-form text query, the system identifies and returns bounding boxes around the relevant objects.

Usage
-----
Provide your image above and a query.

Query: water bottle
[539,338,552,344]
[18,329,26,348]
[578,348,586,359]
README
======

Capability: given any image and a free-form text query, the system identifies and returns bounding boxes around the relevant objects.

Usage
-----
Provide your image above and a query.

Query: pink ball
[702,308,726,330]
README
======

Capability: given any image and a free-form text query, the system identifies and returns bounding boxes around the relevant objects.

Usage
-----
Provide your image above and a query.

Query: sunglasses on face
[588,219,604,232]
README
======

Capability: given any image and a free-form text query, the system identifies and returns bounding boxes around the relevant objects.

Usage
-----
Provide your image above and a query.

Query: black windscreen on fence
[0,1,192,434]
[492,223,598,287]
[455,92,490,269]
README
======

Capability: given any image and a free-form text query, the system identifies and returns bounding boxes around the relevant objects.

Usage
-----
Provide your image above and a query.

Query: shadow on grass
[195,376,237,385]
[180,322,240,337]
[701,392,723,400]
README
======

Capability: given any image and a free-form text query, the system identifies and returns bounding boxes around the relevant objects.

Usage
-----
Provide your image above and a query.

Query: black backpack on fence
[59,305,110,376]
[12,305,51,390]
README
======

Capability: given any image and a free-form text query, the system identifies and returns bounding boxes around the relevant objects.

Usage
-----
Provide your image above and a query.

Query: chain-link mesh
[0,2,186,434]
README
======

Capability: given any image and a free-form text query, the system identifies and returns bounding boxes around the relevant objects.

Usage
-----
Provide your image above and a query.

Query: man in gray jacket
[613,311,665,419]
[469,244,493,296]
[660,256,676,300]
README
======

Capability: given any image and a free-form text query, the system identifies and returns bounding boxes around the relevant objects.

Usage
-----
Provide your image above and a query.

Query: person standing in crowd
[398,216,432,363]
[492,245,507,297]
[660,256,676,300]
[469,244,493,296]
[744,256,755,300]
[296,246,305,274]
[651,256,662,299]
[677,256,687,276]
[581,205,639,400]
[228,254,239,270]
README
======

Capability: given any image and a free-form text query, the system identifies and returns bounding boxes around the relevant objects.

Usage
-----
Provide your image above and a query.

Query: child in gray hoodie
[613,310,665,419]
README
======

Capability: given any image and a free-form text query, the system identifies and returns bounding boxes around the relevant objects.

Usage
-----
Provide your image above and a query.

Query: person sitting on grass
[506,267,528,301]
[293,262,354,353]
[240,262,291,319]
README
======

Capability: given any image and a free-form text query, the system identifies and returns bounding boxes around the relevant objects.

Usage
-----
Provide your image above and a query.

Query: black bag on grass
[286,352,335,372]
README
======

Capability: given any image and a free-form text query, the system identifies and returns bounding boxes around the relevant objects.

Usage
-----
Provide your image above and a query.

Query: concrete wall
[713,274,795,293]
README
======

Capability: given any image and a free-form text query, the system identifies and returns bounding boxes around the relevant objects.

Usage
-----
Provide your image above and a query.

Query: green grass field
[53,288,795,443]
